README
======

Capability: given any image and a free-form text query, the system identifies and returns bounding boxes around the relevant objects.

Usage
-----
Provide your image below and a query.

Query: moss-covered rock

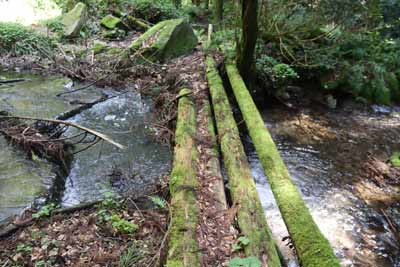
[129,19,198,62]
[101,14,129,31]
[125,16,151,31]
[61,2,88,37]
[102,28,126,39]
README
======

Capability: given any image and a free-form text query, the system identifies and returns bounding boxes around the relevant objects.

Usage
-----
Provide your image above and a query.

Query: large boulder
[129,19,198,62]
[61,2,88,37]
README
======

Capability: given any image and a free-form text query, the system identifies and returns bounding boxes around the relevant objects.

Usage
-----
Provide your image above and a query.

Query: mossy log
[166,89,200,267]
[203,98,227,210]
[225,64,340,267]
[206,57,281,267]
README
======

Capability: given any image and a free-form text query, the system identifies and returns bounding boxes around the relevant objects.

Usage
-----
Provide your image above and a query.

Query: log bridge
[166,56,340,267]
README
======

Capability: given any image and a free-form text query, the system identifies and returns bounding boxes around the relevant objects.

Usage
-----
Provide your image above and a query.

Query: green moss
[225,63,340,267]
[101,14,129,30]
[101,15,121,29]
[166,88,200,267]
[206,57,282,267]
[390,152,400,167]
[125,16,150,31]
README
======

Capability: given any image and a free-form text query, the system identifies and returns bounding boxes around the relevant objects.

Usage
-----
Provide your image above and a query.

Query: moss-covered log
[225,64,340,267]
[206,57,281,267]
[203,98,227,211]
[166,89,200,267]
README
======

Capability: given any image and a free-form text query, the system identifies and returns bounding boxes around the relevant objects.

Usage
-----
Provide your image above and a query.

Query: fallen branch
[56,91,129,120]
[0,115,125,149]
[0,78,26,84]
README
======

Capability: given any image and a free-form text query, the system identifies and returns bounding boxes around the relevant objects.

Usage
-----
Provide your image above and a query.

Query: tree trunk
[206,57,282,267]
[226,64,341,267]
[237,0,258,86]
[166,89,200,267]
[214,0,223,22]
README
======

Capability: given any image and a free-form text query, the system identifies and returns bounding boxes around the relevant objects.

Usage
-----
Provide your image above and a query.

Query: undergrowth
[0,22,55,56]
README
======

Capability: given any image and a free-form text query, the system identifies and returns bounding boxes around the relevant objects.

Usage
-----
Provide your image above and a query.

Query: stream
[247,102,400,267]
[0,72,171,221]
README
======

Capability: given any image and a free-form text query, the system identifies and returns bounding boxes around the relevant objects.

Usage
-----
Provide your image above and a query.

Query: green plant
[101,191,122,209]
[256,54,298,94]
[232,236,251,252]
[16,243,33,254]
[110,214,138,233]
[228,256,261,267]
[149,196,167,208]
[390,152,400,167]
[43,16,64,34]
[0,22,54,56]
[119,242,144,267]
[32,203,57,219]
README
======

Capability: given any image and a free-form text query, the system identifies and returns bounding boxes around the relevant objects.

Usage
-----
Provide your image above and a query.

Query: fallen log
[166,88,200,267]
[203,98,227,211]
[225,63,340,267]
[206,57,282,267]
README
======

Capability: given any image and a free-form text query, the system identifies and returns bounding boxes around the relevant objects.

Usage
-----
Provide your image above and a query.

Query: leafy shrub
[0,22,55,56]
[256,54,298,94]
[42,16,64,37]
[254,0,400,104]
[128,0,179,23]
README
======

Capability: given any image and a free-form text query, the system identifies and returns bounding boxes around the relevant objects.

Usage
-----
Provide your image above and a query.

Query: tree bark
[237,0,258,86]
[226,64,340,267]
[206,57,282,267]
[214,0,223,22]
[166,89,200,267]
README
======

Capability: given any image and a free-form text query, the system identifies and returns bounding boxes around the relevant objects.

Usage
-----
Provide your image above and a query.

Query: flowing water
[246,102,400,267]
[0,72,171,221]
